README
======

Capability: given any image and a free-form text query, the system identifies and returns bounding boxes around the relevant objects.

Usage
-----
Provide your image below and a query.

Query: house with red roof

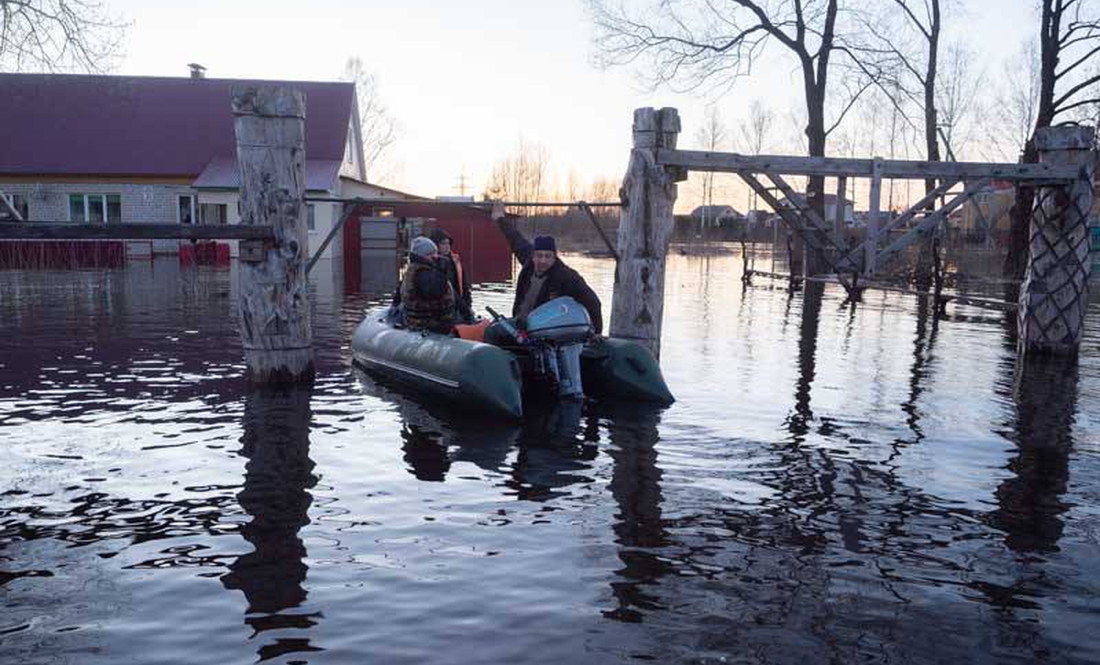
[0,69,413,258]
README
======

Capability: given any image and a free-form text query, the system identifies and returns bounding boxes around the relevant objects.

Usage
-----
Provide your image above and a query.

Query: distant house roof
[690,204,743,219]
[0,73,355,178]
[780,194,852,207]
[193,156,342,192]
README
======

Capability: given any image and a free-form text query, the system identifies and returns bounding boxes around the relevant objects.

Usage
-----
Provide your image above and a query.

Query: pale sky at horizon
[110,0,1035,201]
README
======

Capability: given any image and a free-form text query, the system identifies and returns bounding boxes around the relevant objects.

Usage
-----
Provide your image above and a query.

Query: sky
[108,0,1037,201]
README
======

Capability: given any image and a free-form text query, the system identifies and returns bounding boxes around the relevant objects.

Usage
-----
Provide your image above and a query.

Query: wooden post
[834,177,847,234]
[865,157,883,274]
[1018,125,1096,356]
[610,107,682,359]
[232,86,314,383]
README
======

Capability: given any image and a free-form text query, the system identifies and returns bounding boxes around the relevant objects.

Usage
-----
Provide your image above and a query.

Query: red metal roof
[0,73,354,177]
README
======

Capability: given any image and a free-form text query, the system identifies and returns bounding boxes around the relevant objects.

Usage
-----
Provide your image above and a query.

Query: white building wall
[0,180,198,254]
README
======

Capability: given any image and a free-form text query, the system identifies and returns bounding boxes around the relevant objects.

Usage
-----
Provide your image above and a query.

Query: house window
[178,195,196,225]
[0,194,29,221]
[68,194,121,223]
[200,203,227,225]
[306,203,316,231]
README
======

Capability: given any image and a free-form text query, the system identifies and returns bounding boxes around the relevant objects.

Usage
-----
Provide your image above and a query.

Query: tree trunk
[916,1,942,291]
[232,86,314,383]
[610,108,682,360]
[803,76,829,276]
[1005,0,1061,278]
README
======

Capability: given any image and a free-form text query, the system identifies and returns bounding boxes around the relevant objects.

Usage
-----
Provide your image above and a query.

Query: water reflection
[786,281,824,442]
[991,355,1077,553]
[898,296,941,450]
[603,405,668,623]
[220,386,323,661]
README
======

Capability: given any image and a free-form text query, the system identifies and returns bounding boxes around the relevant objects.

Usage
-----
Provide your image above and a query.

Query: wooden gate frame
[657,149,1081,289]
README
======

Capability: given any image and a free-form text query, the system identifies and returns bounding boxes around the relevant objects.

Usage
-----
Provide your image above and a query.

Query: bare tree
[588,0,870,272]
[985,40,1043,162]
[935,42,984,160]
[0,0,125,72]
[738,100,774,216]
[838,0,949,198]
[694,105,730,230]
[484,137,551,213]
[342,57,400,184]
[1004,0,1100,278]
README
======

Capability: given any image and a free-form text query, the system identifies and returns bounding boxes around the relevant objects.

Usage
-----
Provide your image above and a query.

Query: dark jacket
[437,253,474,322]
[400,254,456,334]
[496,217,603,334]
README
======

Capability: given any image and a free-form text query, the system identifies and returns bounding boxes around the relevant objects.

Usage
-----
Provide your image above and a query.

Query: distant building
[779,194,855,227]
[946,181,1015,241]
[0,70,409,258]
[690,205,745,227]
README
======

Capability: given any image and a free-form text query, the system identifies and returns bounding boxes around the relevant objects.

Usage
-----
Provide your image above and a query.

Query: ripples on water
[1,252,1099,664]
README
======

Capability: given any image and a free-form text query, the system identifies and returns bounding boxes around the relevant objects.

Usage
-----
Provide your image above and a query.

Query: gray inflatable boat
[350,298,673,419]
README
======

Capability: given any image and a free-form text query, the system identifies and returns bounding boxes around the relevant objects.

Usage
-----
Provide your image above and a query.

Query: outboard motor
[524,297,593,398]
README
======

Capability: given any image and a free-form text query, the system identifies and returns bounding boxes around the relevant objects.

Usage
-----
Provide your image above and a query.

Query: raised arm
[491,202,532,265]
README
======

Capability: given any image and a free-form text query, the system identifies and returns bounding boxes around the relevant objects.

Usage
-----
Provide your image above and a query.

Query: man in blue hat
[490,202,602,334]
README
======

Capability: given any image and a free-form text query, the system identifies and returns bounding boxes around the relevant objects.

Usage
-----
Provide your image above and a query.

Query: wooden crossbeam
[874,179,992,269]
[306,205,356,274]
[0,223,275,240]
[761,173,859,271]
[849,178,961,258]
[738,172,859,294]
[656,149,1080,183]
[0,191,24,221]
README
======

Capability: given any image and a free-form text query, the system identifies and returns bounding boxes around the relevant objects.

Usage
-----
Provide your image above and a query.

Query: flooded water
[2,250,1099,664]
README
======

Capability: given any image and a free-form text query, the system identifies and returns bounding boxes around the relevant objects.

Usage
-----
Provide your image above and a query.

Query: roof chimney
[188,63,206,79]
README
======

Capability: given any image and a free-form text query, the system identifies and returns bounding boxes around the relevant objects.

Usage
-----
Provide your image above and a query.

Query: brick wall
[1,181,196,254]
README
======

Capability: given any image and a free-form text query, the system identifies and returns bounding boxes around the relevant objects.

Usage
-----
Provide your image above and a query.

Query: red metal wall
[342,202,514,291]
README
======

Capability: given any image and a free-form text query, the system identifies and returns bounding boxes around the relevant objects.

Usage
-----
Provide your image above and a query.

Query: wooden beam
[305,204,356,275]
[874,179,992,269]
[656,149,1080,182]
[834,177,846,233]
[0,191,24,221]
[866,157,883,274]
[759,172,858,272]
[877,178,960,241]
[0,223,274,240]
[578,201,620,262]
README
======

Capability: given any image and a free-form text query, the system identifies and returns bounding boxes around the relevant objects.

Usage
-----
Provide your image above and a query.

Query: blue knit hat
[410,236,437,258]
[533,236,556,252]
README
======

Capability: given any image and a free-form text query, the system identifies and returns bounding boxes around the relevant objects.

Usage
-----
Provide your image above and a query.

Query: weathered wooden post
[610,107,683,360]
[232,86,314,383]
[1017,125,1096,356]
[865,157,883,275]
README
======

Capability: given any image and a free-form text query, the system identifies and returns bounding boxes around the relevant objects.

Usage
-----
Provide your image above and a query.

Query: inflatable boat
[350,297,673,419]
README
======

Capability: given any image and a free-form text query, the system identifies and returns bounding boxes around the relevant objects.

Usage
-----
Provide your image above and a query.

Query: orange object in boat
[454,320,490,342]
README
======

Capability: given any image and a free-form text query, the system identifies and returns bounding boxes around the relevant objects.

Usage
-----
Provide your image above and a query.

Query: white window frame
[67,193,119,223]
[306,203,316,233]
[177,195,197,225]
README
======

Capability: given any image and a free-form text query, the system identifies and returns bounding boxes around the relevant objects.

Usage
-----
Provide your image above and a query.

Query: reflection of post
[991,356,1077,552]
[221,386,321,659]
[899,296,940,447]
[786,281,824,440]
[603,406,668,623]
